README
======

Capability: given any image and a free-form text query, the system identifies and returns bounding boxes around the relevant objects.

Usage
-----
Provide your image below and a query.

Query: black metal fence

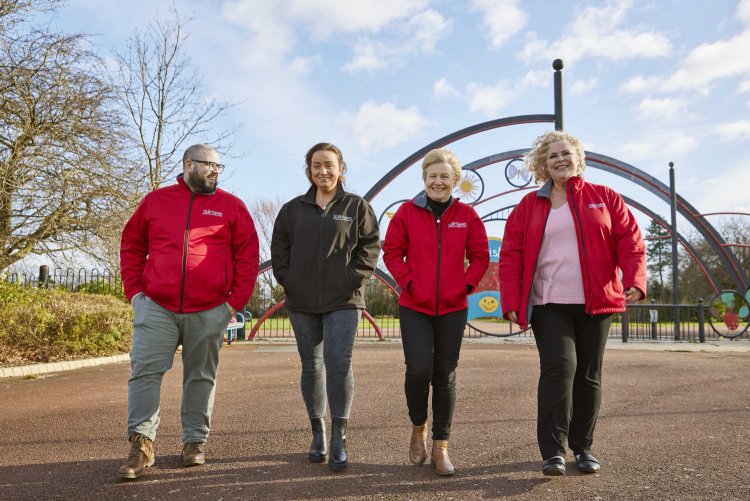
[4,266,748,342]
[3,265,123,294]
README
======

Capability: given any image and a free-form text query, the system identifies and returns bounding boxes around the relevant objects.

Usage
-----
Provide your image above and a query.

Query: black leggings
[399,306,466,440]
[531,303,613,460]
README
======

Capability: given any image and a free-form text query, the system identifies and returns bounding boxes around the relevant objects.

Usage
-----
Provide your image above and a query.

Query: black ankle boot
[309,418,328,463]
[329,417,348,471]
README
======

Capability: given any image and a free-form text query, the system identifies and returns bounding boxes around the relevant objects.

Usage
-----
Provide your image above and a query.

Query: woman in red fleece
[383,148,489,476]
[498,130,646,477]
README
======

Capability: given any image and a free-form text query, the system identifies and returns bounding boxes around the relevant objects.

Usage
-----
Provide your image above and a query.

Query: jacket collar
[536,176,585,199]
[413,190,455,210]
[301,184,347,204]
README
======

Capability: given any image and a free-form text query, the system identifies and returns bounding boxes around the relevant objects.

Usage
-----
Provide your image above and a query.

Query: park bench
[225,311,252,345]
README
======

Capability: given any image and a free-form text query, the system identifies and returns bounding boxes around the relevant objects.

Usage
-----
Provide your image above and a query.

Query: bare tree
[115,10,238,191]
[677,217,750,302]
[0,6,136,271]
[247,197,285,304]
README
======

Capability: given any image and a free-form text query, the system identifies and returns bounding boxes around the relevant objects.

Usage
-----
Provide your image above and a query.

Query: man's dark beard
[186,169,217,194]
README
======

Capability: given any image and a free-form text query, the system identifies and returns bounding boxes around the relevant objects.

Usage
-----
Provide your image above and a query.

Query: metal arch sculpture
[585,152,747,291]
[619,195,721,293]
[363,116,555,203]
[429,149,745,293]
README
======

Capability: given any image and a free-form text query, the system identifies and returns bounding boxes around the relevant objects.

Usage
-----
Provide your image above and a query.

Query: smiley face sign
[478,295,499,313]
[468,291,501,320]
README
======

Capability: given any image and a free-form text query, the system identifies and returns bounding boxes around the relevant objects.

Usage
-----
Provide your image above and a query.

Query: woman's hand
[507,311,518,323]
[625,287,642,303]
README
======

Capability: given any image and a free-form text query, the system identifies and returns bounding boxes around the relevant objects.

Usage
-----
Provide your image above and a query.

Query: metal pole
[697,298,705,343]
[38,265,49,288]
[669,162,681,340]
[553,59,564,130]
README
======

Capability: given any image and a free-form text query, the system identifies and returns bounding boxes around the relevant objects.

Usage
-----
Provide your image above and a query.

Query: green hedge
[0,281,132,366]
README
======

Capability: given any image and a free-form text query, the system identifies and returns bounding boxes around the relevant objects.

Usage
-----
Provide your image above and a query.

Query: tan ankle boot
[117,433,155,480]
[431,440,455,476]
[409,424,428,465]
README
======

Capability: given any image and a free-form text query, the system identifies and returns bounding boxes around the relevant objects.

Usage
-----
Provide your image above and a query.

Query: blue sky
[46,0,750,240]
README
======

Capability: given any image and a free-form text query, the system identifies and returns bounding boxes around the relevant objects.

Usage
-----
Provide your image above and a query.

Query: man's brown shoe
[181,442,206,467]
[117,433,155,480]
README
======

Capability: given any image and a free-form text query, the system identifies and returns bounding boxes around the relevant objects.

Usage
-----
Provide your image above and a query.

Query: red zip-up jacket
[120,175,260,313]
[498,177,646,329]
[383,192,489,316]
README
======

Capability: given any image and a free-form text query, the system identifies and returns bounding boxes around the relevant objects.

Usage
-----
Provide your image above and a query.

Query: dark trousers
[530,303,612,460]
[399,306,466,440]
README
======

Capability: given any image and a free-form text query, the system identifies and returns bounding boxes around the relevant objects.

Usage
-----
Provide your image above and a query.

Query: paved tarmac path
[1,341,748,500]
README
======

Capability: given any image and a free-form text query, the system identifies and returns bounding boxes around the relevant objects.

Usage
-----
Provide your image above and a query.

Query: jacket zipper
[318,204,326,308]
[179,192,196,313]
[568,183,593,314]
[435,216,442,316]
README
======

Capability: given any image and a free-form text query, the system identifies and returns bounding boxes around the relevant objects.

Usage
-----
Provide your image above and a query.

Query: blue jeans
[288,309,361,419]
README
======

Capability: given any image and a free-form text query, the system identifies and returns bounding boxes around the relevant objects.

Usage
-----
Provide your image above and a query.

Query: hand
[507,310,518,323]
[625,287,642,303]
[226,303,237,317]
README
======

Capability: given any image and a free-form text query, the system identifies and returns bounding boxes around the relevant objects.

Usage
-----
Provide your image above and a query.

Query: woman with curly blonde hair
[498,130,646,477]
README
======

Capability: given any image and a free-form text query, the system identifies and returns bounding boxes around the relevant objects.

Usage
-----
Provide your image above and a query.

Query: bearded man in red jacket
[117,144,259,480]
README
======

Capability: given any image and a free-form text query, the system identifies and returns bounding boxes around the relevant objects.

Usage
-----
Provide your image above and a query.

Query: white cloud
[221,1,297,67]
[519,0,671,65]
[433,78,460,99]
[637,97,688,122]
[343,101,431,151]
[621,75,661,93]
[466,81,515,117]
[344,39,388,72]
[694,162,750,212]
[617,130,697,162]
[463,70,547,117]
[519,69,550,88]
[570,78,598,96]
[714,121,750,142]
[470,0,528,48]
[738,0,750,25]
[343,9,451,73]
[739,79,750,93]
[289,55,322,75]
[659,31,750,92]
[286,0,429,37]
[621,29,750,95]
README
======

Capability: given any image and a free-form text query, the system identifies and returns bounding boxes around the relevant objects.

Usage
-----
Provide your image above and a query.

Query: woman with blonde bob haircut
[421,148,462,182]
[383,148,489,476]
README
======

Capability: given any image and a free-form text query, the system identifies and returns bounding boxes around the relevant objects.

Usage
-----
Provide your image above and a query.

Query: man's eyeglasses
[190,159,225,173]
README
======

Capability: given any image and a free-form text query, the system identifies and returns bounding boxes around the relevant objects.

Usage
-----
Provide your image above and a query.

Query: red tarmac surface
[1,340,749,500]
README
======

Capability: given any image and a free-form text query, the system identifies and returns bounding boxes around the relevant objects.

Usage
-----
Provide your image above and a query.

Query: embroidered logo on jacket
[588,203,606,209]
[332,214,353,222]
[447,221,467,228]
[202,209,224,217]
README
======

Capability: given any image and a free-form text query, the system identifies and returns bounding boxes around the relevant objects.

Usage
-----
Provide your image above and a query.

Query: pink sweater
[532,203,585,305]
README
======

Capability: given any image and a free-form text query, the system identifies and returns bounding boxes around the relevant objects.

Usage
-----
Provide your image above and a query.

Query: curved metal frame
[707,290,750,339]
